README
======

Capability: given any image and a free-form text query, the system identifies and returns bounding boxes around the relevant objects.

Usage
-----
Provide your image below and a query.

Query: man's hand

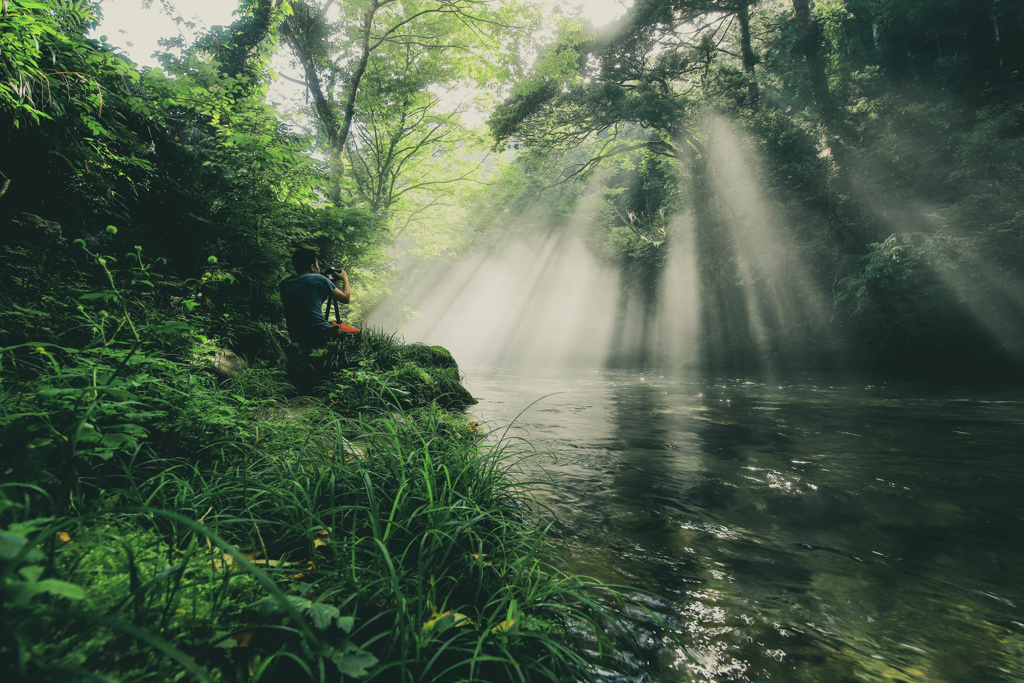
[330,269,351,304]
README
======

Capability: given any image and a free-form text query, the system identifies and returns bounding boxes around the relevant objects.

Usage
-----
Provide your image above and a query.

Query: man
[279,247,359,348]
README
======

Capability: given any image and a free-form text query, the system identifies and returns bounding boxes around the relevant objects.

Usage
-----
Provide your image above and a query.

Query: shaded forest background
[2,0,1023,374]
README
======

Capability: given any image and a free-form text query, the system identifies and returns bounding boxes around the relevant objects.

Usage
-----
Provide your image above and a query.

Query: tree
[345,47,489,227]
[488,0,785,178]
[279,0,526,206]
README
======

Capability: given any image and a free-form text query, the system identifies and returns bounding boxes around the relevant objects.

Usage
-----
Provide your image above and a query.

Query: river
[463,368,1024,682]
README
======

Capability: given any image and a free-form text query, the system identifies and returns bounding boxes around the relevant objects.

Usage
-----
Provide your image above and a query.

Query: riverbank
[0,246,621,682]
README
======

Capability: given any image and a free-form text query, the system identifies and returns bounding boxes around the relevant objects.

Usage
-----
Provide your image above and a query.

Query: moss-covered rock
[389,362,476,410]
[398,344,459,371]
[9,213,67,251]
[293,331,476,414]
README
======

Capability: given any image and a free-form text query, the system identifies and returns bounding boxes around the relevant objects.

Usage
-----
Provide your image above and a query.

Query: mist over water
[368,181,706,368]
[369,207,621,367]
[369,220,707,368]
[368,115,835,371]
[369,112,1023,372]
[632,215,701,368]
[702,116,834,369]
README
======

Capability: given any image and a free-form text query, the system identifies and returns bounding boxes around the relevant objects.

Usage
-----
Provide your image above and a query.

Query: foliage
[0,205,622,681]
[0,0,390,326]
[0,0,160,220]
[834,231,1024,371]
[468,0,1024,372]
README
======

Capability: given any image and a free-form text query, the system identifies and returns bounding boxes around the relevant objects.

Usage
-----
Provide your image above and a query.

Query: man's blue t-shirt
[279,273,335,347]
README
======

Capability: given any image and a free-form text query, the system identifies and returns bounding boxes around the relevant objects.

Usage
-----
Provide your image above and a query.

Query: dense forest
[1,0,1022,681]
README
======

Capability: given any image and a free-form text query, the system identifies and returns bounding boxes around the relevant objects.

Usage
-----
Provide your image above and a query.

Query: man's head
[291,248,319,274]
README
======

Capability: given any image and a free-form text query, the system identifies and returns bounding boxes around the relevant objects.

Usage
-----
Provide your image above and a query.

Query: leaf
[100,433,138,450]
[329,642,378,678]
[491,618,516,632]
[229,621,259,647]
[422,609,473,632]
[0,531,44,563]
[32,578,87,600]
[19,565,45,582]
[10,575,86,603]
[214,636,238,649]
[307,601,341,631]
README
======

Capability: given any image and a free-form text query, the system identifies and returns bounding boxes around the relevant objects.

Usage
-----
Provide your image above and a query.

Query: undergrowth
[0,242,629,680]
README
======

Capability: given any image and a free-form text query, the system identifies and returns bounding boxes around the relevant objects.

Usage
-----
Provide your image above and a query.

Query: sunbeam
[367,192,620,368]
[695,113,836,371]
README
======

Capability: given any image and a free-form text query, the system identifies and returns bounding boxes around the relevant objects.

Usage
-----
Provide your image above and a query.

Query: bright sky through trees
[94,0,631,68]
[94,0,238,66]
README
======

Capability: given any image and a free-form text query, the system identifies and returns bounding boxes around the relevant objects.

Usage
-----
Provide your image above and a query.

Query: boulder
[10,213,67,250]
[210,349,247,379]
[398,343,459,371]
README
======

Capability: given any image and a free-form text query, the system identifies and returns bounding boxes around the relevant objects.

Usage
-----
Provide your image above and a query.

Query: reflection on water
[464,369,1024,682]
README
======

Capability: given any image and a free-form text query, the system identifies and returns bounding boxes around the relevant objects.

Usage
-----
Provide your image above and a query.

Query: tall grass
[2,403,626,681]
[0,245,632,681]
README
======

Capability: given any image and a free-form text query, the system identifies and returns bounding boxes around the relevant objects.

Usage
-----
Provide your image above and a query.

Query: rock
[439,378,477,409]
[398,343,459,371]
[10,213,67,250]
[210,349,247,379]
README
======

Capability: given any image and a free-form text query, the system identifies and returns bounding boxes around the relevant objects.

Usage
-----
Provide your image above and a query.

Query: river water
[463,368,1024,683]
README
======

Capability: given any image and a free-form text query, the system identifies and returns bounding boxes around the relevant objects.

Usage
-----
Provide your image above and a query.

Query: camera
[322,266,343,282]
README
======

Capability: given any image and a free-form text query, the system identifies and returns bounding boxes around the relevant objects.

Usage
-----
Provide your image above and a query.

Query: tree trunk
[962,0,1000,72]
[993,0,1024,70]
[791,0,831,109]
[281,0,381,205]
[737,2,759,103]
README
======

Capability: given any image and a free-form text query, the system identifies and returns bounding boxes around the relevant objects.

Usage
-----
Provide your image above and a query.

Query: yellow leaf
[422,610,451,631]
[422,608,474,632]
[492,618,516,633]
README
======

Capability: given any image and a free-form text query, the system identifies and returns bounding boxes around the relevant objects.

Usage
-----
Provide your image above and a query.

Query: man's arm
[330,269,351,304]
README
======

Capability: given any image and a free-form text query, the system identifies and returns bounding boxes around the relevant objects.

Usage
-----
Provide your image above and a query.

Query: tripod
[324,296,343,324]
[322,270,360,335]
